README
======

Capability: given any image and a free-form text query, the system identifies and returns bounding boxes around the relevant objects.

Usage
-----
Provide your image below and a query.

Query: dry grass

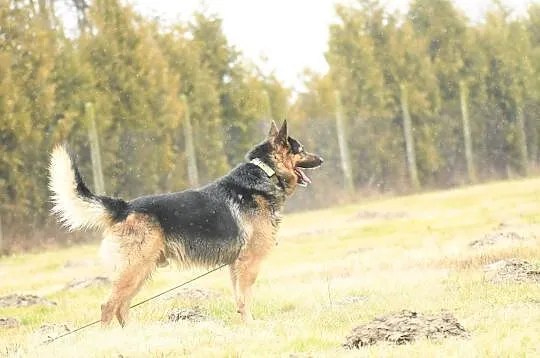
[1,178,540,357]
[431,246,540,270]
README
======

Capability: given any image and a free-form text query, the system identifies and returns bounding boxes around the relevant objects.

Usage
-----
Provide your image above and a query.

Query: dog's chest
[242,204,280,257]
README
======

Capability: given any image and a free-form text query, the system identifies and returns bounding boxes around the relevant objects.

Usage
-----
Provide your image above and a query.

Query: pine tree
[409,0,480,183]
[158,23,228,184]
[525,3,540,165]
[0,0,58,231]
[79,0,179,195]
[481,6,533,176]
[325,2,388,190]
[374,15,438,189]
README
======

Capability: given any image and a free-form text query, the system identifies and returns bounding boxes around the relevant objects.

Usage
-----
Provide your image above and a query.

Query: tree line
[296,0,540,196]
[1,0,539,251]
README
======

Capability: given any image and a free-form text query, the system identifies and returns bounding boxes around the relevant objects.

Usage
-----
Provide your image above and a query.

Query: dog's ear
[276,119,288,144]
[268,120,279,138]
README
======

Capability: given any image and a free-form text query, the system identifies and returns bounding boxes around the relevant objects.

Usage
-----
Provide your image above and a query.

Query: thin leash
[44,263,228,344]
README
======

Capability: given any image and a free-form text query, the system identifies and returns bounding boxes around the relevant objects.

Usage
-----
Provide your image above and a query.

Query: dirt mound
[355,210,407,220]
[343,310,468,348]
[469,230,530,248]
[0,317,20,329]
[0,294,57,307]
[167,308,209,323]
[483,258,540,283]
[167,287,219,301]
[64,276,111,290]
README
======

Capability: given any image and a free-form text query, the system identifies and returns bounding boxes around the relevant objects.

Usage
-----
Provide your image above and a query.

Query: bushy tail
[49,144,128,231]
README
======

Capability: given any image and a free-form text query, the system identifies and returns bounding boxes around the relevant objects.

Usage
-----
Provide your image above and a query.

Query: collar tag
[250,158,275,177]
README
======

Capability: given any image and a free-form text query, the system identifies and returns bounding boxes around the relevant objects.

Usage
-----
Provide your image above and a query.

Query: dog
[49,120,323,326]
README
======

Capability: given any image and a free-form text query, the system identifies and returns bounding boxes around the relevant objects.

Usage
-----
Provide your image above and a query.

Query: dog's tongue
[295,167,311,186]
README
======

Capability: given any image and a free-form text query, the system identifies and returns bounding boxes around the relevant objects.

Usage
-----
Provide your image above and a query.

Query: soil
[64,276,111,290]
[0,294,57,307]
[0,317,20,329]
[167,308,209,323]
[343,310,469,348]
[469,230,530,248]
[483,258,540,283]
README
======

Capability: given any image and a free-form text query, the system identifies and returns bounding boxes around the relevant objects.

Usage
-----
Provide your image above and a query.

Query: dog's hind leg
[101,260,155,327]
[100,214,164,327]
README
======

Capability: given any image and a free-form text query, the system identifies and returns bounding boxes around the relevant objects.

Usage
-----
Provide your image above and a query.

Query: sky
[128,0,532,90]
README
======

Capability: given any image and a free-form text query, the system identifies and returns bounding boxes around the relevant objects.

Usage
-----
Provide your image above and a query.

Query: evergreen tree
[326,2,388,190]
[525,3,540,165]
[409,0,480,183]
[159,23,227,184]
[480,6,533,176]
[79,0,179,196]
[374,14,438,189]
[0,0,57,231]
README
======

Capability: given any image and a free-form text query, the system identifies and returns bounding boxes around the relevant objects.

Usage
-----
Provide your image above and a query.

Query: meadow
[1,178,539,357]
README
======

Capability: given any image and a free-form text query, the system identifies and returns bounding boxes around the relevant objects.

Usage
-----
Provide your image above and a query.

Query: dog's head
[247,120,323,193]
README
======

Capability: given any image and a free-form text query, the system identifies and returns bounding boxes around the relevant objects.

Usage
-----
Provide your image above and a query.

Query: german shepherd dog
[49,120,323,326]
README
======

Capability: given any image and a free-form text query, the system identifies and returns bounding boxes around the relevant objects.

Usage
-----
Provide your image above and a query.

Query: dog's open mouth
[294,167,312,187]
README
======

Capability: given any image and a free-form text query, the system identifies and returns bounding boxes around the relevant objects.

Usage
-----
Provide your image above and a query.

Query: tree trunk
[399,83,420,190]
[459,80,476,183]
[181,95,199,187]
[515,104,529,176]
[86,102,105,194]
[334,90,355,195]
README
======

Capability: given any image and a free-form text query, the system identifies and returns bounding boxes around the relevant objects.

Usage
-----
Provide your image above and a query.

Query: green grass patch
[1,178,540,357]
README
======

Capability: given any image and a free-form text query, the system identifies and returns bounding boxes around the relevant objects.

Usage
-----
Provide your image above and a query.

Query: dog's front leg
[230,256,262,323]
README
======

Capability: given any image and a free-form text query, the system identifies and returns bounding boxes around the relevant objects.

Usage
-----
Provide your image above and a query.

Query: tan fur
[271,144,299,195]
[163,237,191,268]
[230,195,277,322]
[100,213,165,327]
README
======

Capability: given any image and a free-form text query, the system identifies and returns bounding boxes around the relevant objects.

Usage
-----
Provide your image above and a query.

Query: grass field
[1,178,539,357]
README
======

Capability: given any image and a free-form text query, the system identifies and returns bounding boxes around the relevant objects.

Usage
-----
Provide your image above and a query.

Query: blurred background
[0,0,539,252]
